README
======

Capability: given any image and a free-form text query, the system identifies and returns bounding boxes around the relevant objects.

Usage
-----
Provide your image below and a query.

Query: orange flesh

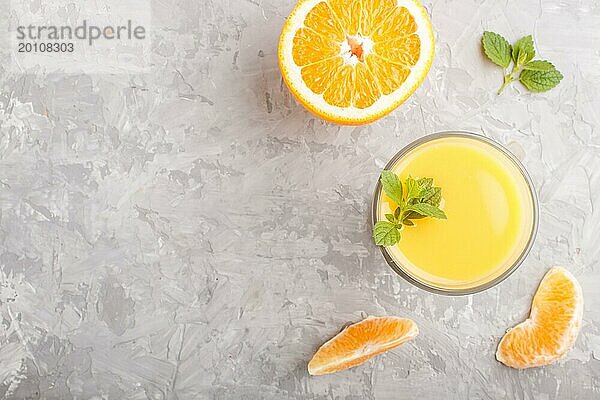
[308,316,418,375]
[496,268,583,369]
[293,0,421,109]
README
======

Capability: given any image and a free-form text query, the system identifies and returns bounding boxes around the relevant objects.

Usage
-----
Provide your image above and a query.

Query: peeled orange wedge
[496,267,583,369]
[308,316,418,375]
[279,0,434,125]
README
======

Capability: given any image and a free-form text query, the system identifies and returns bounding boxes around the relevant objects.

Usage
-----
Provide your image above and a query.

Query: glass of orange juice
[372,132,538,295]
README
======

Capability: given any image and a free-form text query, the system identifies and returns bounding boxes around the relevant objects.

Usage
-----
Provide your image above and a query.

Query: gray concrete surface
[0,0,599,399]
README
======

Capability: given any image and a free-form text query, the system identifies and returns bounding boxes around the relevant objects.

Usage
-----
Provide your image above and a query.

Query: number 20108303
[18,42,74,52]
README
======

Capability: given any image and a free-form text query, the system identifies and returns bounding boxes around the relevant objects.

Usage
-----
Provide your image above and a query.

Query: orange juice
[375,133,537,294]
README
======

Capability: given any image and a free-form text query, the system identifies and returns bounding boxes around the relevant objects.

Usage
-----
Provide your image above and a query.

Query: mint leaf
[519,68,563,92]
[407,203,447,219]
[417,177,433,190]
[404,211,426,220]
[380,170,403,206]
[385,213,395,223]
[482,31,512,68]
[429,187,442,207]
[403,219,414,226]
[419,188,435,202]
[512,35,535,65]
[394,207,401,220]
[516,51,528,66]
[523,60,554,71]
[373,221,401,246]
[405,176,420,200]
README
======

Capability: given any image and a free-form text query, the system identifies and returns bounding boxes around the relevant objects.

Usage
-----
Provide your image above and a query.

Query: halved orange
[279,0,434,125]
[308,316,418,375]
[496,267,583,369]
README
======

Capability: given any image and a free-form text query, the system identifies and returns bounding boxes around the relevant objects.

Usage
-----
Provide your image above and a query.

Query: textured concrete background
[0,0,599,399]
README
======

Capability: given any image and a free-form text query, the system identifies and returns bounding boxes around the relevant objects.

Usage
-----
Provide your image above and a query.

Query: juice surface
[378,135,535,291]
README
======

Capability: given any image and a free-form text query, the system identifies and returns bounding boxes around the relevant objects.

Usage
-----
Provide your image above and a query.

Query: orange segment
[496,267,583,369]
[361,0,397,36]
[374,34,421,65]
[304,2,345,42]
[366,54,410,95]
[328,0,362,36]
[301,57,344,94]
[354,62,381,108]
[293,27,339,66]
[371,6,417,42]
[279,0,434,124]
[323,64,355,107]
[308,316,418,375]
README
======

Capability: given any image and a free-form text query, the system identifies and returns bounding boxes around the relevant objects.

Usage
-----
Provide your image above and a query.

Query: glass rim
[371,131,540,296]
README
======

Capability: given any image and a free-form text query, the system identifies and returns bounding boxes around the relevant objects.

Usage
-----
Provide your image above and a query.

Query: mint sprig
[373,172,447,247]
[482,31,563,94]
